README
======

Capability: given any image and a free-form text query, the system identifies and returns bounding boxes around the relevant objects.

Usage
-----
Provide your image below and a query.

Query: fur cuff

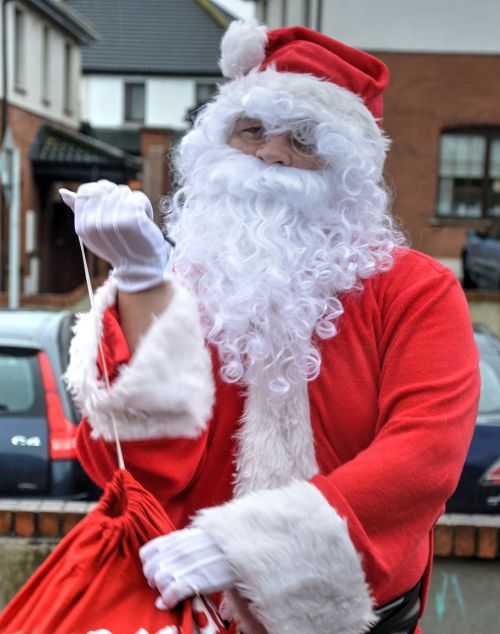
[193,481,377,634]
[65,279,214,441]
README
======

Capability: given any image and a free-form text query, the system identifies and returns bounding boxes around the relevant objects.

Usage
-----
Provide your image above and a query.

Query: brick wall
[0,498,498,559]
[0,499,96,539]
[378,51,500,261]
[1,105,45,293]
[434,514,499,559]
[140,128,174,219]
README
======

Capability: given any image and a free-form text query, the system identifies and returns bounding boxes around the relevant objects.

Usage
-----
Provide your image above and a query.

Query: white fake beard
[168,147,397,399]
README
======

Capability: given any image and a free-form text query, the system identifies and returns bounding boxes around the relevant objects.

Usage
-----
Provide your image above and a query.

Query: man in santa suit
[61,20,480,634]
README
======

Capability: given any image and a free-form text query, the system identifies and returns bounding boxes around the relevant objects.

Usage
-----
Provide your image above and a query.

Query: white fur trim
[65,279,214,441]
[234,380,319,497]
[220,20,268,79]
[193,480,377,634]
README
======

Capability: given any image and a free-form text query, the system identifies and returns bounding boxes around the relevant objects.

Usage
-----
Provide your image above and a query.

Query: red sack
[0,470,228,634]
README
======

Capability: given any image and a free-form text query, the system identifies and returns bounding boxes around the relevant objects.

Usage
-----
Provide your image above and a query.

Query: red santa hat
[220,20,389,123]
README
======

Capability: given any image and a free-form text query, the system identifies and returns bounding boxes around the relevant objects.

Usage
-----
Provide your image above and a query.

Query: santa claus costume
[65,21,480,634]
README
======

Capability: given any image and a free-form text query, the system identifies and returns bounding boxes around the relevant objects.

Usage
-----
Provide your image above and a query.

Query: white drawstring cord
[78,237,126,470]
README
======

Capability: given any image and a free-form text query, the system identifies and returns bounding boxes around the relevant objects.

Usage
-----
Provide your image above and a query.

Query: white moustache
[190,148,330,208]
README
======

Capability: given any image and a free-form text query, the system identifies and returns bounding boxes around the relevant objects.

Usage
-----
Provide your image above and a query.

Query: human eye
[235,118,265,142]
[240,125,265,140]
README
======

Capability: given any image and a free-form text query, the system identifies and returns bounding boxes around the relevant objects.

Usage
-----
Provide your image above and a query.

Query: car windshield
[478,357,500,416]
[0,349,44,415]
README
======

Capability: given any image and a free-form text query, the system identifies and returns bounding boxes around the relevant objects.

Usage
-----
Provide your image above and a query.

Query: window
[437,128,500,218]
[0,349,43,415]
[195,82,217,106]
[41,25,51,105]
[478,357,500,416]
[303,0,312,27]
[14,8,26,91]
[63,42,73,114]
[124,82,145,123]
[281,0,288,25]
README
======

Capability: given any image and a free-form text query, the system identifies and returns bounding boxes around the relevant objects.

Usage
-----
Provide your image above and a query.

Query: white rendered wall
[4,1,81,128]
[82,76,124,127]
[258,0,500,54]
[82,76,218,131]
[283,0,305,26]
[147,78,196,130]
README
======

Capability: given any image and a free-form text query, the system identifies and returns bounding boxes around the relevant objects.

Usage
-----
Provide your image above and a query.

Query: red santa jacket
[67,248,480,634]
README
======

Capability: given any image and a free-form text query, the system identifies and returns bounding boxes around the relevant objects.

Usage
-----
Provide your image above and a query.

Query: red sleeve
[77,304,209,510]
[312,255,480,600]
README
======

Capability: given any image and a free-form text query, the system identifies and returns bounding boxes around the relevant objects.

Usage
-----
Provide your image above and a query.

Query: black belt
[369,580,422,634]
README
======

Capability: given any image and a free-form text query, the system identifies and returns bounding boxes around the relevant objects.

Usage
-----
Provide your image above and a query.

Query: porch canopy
[30,124,141,183]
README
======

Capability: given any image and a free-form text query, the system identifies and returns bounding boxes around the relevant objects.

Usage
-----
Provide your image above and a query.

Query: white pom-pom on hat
[220,19,268,79]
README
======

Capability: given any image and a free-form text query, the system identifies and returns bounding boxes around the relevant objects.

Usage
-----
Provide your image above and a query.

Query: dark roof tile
[68,0,229,75]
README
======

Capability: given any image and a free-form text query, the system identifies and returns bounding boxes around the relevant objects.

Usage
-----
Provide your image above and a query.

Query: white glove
[59,180,173,292]
[140,527,236,609]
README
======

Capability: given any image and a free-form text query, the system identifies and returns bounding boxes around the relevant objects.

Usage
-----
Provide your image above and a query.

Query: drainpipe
[0,128,20,308]
[0,0,20,308]
[1,0,11,142]
[1,0,15,294]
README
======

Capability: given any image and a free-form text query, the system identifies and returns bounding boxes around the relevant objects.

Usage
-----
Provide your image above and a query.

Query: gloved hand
[59,180,173,293]
[140,527,236,609]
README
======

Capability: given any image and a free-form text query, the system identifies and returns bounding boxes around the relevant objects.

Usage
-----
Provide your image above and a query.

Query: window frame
[124,82,146,124]
[63,41,74,115]
[436,126,500,220]
[13,7,26,93]
[41,24,51,106]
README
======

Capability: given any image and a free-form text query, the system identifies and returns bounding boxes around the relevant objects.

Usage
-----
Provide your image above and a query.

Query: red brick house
[0,0,141,301]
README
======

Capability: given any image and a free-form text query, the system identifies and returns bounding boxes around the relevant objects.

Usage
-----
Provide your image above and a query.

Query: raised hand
[60,180,173,293]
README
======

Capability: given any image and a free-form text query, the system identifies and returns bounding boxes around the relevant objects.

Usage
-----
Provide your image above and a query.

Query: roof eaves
[81,68,222,77]
[195,0,233,29]
[24,0,98,44]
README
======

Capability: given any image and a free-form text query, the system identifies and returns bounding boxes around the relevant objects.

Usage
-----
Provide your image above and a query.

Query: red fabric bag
[0,469,227,634]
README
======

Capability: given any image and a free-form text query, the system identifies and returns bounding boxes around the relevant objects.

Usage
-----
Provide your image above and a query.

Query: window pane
[438,134,486,217]
[41,26,50,103]
[490,140,500,177]
[0,354,35,413]
[440,134,486,177]
[125,83,145,122]
[63,43,73,113]
[437,177,453,216]
[437,176,483,217]
[196,83,217,105]
[488,140,500,216]
[14,9,25,89]
[478,358,500,416]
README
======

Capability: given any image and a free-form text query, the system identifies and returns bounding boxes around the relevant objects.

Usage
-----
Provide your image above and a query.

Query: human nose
[254,133,292,166]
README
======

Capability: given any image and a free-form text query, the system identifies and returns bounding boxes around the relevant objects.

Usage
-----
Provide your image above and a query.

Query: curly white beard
[167,147,401,399]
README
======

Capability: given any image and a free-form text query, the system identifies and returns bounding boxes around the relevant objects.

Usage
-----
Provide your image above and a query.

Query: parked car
[0,309,95,498]
[446,324,500,514]
[462,221,500,290]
